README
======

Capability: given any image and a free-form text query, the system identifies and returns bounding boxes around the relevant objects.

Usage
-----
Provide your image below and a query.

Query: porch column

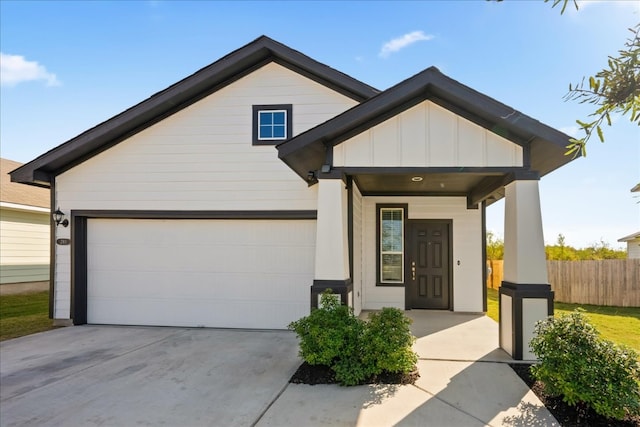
[311,179,352,308]
[499,179,553,360]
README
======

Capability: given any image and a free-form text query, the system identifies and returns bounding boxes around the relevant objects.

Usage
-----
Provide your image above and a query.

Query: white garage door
[87,218,316,329]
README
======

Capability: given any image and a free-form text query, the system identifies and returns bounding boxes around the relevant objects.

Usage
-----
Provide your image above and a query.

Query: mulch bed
[509,363,640,426]
[289,362,419,385]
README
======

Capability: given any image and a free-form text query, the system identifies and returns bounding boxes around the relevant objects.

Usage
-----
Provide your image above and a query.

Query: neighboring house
[618,184,640,258]
[1,158,50,289]
[11,36,577,360]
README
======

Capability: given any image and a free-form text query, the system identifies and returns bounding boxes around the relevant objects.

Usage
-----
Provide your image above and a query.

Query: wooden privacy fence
[486,259,640,307]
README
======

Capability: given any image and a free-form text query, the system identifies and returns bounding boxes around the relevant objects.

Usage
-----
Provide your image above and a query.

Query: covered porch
[276,68,574,360]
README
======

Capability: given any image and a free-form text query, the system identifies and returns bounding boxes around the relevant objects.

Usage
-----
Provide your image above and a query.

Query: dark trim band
[311,279,353,308]
[71,210,318,220]
[48,181,55,318]
[499,281,554,360]
[69,209,318,325]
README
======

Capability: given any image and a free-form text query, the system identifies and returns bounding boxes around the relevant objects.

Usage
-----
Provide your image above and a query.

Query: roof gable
[277,66,577,181]
[11,36,379,187]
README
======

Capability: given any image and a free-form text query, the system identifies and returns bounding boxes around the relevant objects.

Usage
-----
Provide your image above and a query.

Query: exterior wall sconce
[53,208,69,227]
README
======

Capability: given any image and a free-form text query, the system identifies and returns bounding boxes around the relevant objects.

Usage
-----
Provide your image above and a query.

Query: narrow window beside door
[379,207,405,284]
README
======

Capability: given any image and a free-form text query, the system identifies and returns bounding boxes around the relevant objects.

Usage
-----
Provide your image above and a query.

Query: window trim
[376,203,408,287]
[252,104,292,145]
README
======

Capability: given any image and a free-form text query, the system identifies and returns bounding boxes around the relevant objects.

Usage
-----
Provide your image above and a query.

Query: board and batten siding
[352,183,363,315]
[360,196,482,312]
[333,101,523,168]
[0,207,50,284]
[52,62,358,319]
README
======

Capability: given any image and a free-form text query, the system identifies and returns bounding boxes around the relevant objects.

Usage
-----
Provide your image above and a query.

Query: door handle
[411,261,416,280]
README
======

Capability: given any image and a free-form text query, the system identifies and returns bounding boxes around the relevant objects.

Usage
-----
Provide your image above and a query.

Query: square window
[253,105,292,145]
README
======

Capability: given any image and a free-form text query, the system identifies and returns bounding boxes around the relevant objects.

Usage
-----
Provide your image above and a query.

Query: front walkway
[257,311,558,426]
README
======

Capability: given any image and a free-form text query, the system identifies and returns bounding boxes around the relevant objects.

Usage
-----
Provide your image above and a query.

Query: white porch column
[499,179,553,360]
[311,179,352,308]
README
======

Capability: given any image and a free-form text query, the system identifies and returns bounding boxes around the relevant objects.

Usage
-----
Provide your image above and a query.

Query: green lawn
[486,287,640,354]
[0,291,56,341]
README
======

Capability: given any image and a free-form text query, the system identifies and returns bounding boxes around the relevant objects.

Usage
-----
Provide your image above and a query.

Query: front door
[406,220,451,309]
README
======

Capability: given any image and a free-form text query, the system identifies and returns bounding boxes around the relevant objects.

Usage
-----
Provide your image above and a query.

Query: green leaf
[596,126,604,143]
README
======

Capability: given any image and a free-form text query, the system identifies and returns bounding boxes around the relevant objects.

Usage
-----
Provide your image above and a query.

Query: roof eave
[278,67,578,180]
[10,36,379,186]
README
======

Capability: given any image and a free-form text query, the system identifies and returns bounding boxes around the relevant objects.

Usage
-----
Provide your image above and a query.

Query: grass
[0,291,56,341]
[486,287,640,354]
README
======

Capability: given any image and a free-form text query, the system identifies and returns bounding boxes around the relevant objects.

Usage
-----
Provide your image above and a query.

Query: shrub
[529,310,640,420]
[288,290,417,386]
[362,307,417,375]
[288,290,367,385]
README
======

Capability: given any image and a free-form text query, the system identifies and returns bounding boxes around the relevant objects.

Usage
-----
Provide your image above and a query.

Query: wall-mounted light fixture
[53,208,69,228]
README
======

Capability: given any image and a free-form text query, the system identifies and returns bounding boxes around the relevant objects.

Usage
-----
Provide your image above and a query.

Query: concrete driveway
[0,326,300,427]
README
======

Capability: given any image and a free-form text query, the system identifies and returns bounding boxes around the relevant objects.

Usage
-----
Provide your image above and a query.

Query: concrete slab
[414,360,559,426]
[1,312,559,427]
[257,383,486,427]
[1,326,300,427]
[406,311,512,362]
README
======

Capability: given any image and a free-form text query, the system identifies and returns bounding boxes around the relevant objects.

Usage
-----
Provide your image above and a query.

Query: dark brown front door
[407,220,451,309]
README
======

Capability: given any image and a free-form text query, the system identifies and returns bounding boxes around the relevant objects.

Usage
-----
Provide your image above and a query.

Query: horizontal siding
[360,196,482,312]
[627,238,640,259]
[333,101,523,168]
[53,62,357,319]
[0,208,50,284]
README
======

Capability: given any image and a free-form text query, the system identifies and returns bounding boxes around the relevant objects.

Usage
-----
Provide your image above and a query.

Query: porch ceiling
[353,172,503,198]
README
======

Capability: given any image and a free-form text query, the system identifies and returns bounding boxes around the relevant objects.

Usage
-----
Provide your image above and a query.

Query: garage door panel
[87,271,310,301]
[88,298,309,329]
[86,219,315,329]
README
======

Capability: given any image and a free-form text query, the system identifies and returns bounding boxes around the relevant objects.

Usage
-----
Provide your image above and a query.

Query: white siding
[352,183,363,315]
[0,207,50,284]
[53,62,357,319]
[333,101,523,168]
[360,196,482,312]
[627,238,640,259]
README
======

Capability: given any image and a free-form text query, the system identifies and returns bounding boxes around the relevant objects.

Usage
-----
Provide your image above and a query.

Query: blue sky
[1,0,638,248]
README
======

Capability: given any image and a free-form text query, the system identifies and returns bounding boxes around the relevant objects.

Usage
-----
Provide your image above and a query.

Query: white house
[618,184,640,258]
[1,158,50,292]
[11,36,577,360]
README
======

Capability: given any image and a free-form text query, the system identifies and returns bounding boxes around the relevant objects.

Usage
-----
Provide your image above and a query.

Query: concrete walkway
[0,313,558,426]
[257,311,559,426]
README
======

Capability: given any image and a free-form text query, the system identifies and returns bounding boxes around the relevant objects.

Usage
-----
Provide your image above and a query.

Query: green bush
[288,291,364,368]
[529,310,640,420]
[288,290,417,386]
[362,307,417,375]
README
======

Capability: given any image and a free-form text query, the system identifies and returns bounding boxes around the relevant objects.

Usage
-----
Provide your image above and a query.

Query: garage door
[87,219,316,329]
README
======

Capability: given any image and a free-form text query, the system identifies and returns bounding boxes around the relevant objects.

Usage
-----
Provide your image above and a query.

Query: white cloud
[0,53,60,87]
[379,31,434,59]
[559,125,580,137]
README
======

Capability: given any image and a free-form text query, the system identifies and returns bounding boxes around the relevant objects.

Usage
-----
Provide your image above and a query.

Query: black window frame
[376,203,408,287]
[252,104,292,145]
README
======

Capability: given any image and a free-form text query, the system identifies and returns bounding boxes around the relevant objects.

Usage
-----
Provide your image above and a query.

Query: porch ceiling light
[411,176,423,182]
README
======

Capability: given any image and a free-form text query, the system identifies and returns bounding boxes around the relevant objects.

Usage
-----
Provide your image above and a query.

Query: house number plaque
[56,238,71,245]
